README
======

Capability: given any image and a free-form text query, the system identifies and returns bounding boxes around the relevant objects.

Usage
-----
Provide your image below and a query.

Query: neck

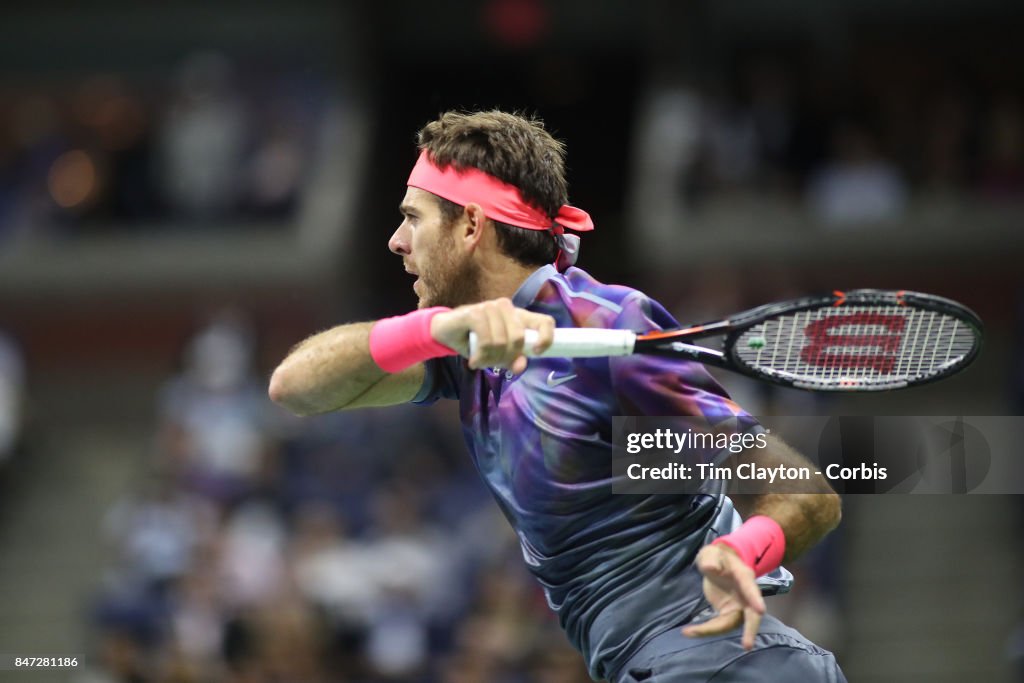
[477,255,540,302]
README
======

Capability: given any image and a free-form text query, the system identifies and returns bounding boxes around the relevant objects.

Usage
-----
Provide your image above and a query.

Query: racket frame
[634,289,983,390]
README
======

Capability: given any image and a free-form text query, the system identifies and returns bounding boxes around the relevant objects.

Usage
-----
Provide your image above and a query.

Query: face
[389,187,482,308]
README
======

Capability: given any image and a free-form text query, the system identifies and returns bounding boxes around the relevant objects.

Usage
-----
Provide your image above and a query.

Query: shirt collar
[512,264,558,308]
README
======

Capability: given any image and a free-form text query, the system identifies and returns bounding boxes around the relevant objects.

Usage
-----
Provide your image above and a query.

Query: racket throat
[641,339,728,366]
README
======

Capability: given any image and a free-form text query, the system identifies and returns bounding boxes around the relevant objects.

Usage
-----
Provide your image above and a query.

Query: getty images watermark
[611,416,1024,495]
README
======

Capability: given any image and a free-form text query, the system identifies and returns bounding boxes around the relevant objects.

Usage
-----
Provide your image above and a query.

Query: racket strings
[734,305,977,388]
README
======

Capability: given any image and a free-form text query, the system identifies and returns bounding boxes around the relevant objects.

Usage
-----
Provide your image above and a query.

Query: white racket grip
[468,328,637,359]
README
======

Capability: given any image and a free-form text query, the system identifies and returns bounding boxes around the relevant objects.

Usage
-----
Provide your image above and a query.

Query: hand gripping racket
[468,289,983,391]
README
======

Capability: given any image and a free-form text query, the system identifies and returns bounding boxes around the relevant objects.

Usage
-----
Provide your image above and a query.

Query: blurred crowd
[0,52,326,246]
[78,312,591,683]
[638,52,1024,227]
[5,43,1021,249]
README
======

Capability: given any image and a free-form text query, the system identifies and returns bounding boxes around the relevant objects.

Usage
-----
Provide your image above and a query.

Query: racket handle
[468,328,637,359]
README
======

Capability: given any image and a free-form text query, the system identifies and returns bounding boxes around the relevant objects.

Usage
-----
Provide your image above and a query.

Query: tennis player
[269,110,846,682]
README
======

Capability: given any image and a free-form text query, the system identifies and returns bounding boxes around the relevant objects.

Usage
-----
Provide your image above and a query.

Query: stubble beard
[417,237,483,309]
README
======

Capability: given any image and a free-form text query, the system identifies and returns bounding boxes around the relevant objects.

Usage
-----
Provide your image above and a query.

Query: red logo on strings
[801,314,906,372]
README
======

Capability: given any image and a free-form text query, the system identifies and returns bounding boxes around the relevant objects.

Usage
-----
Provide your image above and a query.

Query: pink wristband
[712,515,786,577]
[369,307,458,373]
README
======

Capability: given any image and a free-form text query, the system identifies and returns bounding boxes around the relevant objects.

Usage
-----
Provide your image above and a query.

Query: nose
[388,223,410,256]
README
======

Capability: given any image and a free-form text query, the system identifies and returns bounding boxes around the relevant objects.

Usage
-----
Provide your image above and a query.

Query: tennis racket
[468,289,983,391]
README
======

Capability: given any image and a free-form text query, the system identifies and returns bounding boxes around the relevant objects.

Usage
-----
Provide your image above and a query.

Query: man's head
[389,110,571,308]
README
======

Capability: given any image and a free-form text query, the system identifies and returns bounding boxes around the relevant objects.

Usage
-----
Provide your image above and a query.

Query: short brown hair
[417,110,568,267]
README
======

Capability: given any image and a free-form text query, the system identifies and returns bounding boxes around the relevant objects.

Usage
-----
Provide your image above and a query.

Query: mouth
[404,265,421,292]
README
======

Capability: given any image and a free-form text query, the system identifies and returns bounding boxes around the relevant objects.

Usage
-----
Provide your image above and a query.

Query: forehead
[400,187,441,214]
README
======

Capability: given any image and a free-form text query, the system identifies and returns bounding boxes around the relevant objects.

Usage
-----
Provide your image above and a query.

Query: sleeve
[411,356,462,405]
[609,293,763,461]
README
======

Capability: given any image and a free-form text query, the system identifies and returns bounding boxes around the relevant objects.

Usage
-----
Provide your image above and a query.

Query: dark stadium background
[0,1,1022,681]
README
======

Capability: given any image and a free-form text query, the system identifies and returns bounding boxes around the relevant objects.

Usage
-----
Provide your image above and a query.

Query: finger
[480,306,507,367]
[499,300,526,363]
[732,568,766,614]
[525,314,556,354]
[510,354,528,375]
[681,610,742,638]
[711,549,765,613]
[468,308,496,369]
[741,606,763,651]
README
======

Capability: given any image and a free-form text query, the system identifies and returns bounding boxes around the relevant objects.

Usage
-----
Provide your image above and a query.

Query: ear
[459,203,489,252]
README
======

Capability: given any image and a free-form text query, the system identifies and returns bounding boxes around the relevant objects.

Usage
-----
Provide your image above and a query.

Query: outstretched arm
[268,298,556,415]
[268,322,423,415]
[683,434,841,649]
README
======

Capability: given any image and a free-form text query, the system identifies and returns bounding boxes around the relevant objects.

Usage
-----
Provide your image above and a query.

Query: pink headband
[407,150,593,269]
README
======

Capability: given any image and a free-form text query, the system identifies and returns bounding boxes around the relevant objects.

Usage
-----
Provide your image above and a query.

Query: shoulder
[553,268,678,333]
[537,267,674,329]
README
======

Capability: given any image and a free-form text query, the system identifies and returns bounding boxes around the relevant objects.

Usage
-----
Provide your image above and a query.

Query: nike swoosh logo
[754,540,773,566]
[546,370,577,387]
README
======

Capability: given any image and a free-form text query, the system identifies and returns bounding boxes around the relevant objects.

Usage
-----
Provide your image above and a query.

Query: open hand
[682,543,767,650]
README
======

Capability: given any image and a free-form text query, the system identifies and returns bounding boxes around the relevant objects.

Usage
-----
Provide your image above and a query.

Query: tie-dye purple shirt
[414,265,787,680]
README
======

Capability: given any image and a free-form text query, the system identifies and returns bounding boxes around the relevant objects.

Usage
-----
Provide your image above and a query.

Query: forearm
[735,493,841,563]
[730,436,842,563]
[269,302,558,416]
[269,322,388,415]
[691,435,841,648]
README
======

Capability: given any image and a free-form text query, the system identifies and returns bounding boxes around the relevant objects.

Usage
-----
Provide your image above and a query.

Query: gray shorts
[611,615,847,683]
